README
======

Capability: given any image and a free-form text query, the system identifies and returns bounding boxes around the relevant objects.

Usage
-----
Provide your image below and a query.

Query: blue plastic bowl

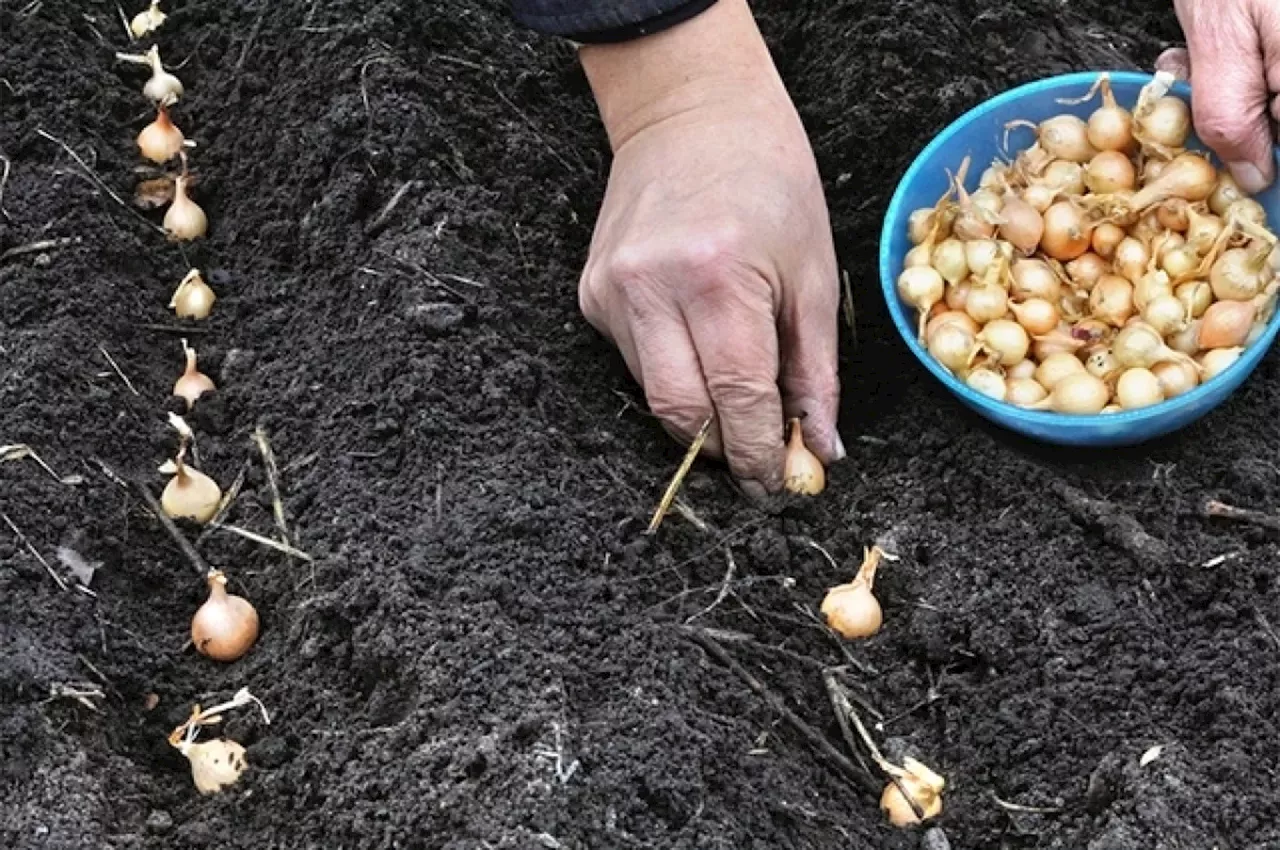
[880,71,1280,447]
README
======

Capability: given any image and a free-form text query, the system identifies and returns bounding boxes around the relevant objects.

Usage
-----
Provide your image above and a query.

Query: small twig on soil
[208,521,313,562]
[235,8,267,75]
[45,683,105,711]
[251,426,291,545]
[992,795,1065,815]
[0,153,11,221]
[1255,610,1280,653]
[194,460,250,547]
[1,512,67,590]
[1055,482,1171,567]
[647,416,714,534]
[803,538,840,572]
[36,129,166,234]
[673,498,710,533]
[129,478,211,578]
[841,269,856,343]
[436,272,486,289]
[685,548,738,624]
[138,323,212,334]
[115,2,133,40]
[366,180,421,237]
[1,443,79,485]
[97,345,140,396]
[1,237,81,262]
[359,54,395,124]
[491,83,583,174]
[681,626,879,795]
[822,671,874,778]
[1203,499,1280,533]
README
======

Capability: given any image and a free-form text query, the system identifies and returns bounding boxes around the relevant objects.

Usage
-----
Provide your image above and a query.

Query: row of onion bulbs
[897,73,1279,414]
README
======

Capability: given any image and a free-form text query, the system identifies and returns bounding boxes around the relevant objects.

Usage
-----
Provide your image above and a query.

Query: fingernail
[1228,161,1271,195]
[736,478,770,503]
[832,433,847,462]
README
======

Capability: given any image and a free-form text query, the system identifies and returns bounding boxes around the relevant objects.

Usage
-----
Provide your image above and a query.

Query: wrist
[579,0,788,151]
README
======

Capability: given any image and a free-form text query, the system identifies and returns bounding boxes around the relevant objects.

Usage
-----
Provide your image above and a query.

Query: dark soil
[2,1,1278,848]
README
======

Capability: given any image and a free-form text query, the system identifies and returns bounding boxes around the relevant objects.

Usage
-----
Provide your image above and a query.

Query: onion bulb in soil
[130,0,166,37]
[821,547,885,640]
[137,104,184,164]
[173,342,215,409]
[783,419,824,495]
[160,454,221,524]
[142,46,182,104]
[170,269,216,319]
[192,570,260,662]
[165,175,207,241]
[183,739,248,795]
[881,757,946,828]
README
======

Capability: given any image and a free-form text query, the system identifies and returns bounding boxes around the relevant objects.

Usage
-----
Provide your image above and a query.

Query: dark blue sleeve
[511,0,718,43]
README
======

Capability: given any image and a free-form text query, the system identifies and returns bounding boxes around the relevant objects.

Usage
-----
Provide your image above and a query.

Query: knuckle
[705,372,776,412]
[680,225,750,295]
[645,386,710,439]
[1194,110,1244,150]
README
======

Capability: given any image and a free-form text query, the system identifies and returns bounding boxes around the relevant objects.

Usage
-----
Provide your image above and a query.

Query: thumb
[779,261,844,465]
[1155,47,1191,81]
[1179,5,1276,193]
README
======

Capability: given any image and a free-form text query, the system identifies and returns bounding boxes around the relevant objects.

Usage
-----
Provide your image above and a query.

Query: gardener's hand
[1157,0,1280,193]
[577,0,843,496]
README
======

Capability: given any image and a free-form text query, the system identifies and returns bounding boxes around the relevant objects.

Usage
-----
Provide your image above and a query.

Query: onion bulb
[130,0,167,38]
[881,757,946,828]
[1185,206,1223,256]
[928,323,975,374]
[170,269,216,319]
[192,570,260,662]
[1226,198,1268,231]
[1091,222,1126,259]
[1089,274,1135,327]
[1209,174,1244,217]
[1169,319,1203,355]
[1032,329,1086,361]
[907,208,938,245]
[1175,281,1213,318]
[1046,372,1110,413]
[1113,237,1150,283]
[925,310,978,341]
[1161,244,1199,280]
[932,238,968,284]
[1140,96,1192,149]
[1133,270,1173,311]
[159,455,221,524]
[1011,258,1061,301]
[821,547,884,640]
[1152,359,1199,398]
[1142,294,1188,336]
[964,281,1008,324]
[1023,183,1056,213]
[142,46,182,104]
[1007,377,1048,406]
[977,319,1029,365]
[1007,359,1037,381]
[904,243,932,269]
[999,192,1044,254]
[183,739,248,795]
[1200,346,1244,378]
[1115,367,1164,409]
[165,175,207,241]
[964,239,1000,277]
[137,104,184,163]
[1085,151,1136,193]
[1211,247,1272,301]
[1156,199,1190,232]
[1035,351,1086,390]
[1198,300,1255,349]
[1086,76,1134,151]
[1042,160,1086,195]
[1130,153,1218,210]
[1041,201,1093,260]
[1113,322,1195,369]
[1065,252,1107,292]
[1009,298,1059,335]
[173,342,215,409]
[1038,115,1097,163]
[944,281,971,311]
[1084,347,1119,379]
[783,418,824,495]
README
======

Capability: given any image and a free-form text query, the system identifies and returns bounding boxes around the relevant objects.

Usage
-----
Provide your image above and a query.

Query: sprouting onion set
[897,73,1279,415]
[116,2,263,795]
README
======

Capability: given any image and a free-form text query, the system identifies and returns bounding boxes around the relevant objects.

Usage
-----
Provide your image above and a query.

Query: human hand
[577,0,843,496]
[1157,0,1280,193]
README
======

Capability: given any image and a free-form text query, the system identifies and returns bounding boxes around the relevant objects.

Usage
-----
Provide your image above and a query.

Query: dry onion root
[902,73,1278,414]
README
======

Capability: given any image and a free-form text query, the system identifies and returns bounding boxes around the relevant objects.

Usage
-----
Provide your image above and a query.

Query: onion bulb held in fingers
[783,419,824,495]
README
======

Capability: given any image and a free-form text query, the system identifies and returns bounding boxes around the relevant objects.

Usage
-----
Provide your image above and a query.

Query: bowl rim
[878,69,1280,429]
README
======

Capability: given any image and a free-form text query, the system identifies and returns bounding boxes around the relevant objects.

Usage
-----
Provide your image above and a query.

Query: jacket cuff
[515,0,719,44]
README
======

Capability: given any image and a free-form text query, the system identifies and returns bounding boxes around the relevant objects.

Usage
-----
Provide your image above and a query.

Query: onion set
[901,72,1278,414]
[820,546,885,640]
[783,419,824,495]
[192,570,260,662]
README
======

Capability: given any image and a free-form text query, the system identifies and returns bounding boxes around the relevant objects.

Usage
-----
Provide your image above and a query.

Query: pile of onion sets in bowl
[898,73,1280,416]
